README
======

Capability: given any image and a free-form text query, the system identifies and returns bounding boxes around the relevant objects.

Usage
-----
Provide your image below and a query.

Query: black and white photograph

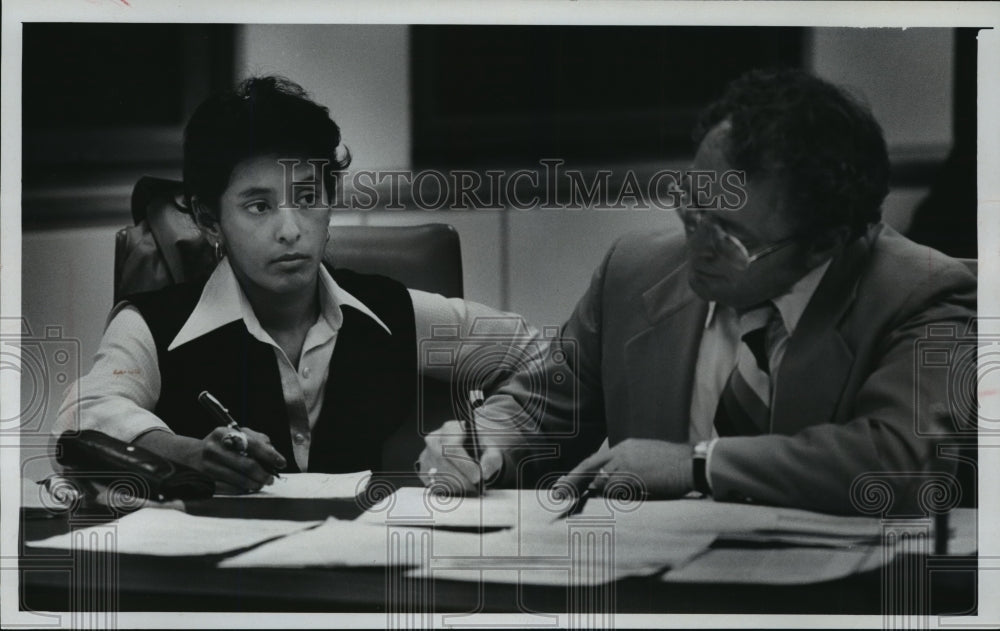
[2,1,998,628]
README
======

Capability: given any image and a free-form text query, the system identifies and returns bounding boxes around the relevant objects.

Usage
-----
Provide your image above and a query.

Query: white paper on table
[661,544,887,585]
[946,508,978,555]
[219,518,487,568]
[26,506,320,556]
[578,498,881,545]
[408,520,716,585]
[223,505,715,581]
[358,487,566,528]
[217,471,371,499]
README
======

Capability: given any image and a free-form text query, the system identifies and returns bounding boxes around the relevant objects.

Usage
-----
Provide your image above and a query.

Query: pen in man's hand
[197,390,281,478]
[553,483,593,522]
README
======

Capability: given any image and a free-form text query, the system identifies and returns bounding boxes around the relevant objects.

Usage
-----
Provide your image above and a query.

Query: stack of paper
[220,512,715,586]
[410,520,716,585]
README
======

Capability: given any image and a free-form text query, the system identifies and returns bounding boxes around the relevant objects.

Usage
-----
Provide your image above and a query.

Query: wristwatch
[692,440,711,495]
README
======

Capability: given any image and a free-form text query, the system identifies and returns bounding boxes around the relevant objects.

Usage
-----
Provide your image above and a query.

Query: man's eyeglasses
[669,182,796,271]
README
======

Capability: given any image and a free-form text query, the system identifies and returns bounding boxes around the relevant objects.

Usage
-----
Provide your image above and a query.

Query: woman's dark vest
[126,266,417,473]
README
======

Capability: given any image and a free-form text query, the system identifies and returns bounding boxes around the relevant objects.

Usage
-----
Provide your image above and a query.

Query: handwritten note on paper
[26,507,320,556]
[219,471,372,499]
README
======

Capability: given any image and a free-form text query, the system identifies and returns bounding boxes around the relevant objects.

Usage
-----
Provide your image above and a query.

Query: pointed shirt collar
[167,258,391,352]
[703,259,832,335]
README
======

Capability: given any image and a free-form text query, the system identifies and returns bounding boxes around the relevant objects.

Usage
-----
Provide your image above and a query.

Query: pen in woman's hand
[197,390,282,478]
[465,389,485,462]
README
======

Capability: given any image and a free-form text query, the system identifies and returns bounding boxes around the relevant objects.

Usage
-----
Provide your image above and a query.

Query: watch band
[692,440,711,496]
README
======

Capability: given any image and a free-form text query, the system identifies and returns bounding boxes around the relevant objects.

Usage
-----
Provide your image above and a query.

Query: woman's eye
[244,201,270,214]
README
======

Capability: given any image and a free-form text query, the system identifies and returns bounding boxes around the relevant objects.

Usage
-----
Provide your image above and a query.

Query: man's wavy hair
[183,75,352,219]
[694,68,889,242]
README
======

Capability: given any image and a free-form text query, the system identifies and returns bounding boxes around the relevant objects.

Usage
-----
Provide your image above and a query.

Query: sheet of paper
[358,487,564,528]
[946,507,978,555]
[21,476,73,511]
[408,521,715,585]
[579,498,881,542]
[217,471,371,499]
[220,518,486,568]
[222,513,715,585]
[661,544,887,585]
[26,507,320,556]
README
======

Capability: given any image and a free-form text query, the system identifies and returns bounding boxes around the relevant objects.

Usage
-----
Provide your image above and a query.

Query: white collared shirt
[55,259,528,472]
[689,260,832,488]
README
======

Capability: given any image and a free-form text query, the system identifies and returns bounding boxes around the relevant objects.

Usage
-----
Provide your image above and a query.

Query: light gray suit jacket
[489,223,976,514]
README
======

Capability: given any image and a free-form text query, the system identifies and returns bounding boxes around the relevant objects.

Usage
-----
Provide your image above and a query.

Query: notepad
[218,471,371,499]
[26,507,320,556]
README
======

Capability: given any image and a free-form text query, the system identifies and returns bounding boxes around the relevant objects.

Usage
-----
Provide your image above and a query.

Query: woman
[55,76,523,493]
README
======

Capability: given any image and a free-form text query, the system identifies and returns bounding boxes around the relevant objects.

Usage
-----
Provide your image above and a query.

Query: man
[419,68,976,514]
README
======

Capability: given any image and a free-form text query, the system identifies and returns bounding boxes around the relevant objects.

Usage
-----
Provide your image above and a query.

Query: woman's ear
[191,197,221,239]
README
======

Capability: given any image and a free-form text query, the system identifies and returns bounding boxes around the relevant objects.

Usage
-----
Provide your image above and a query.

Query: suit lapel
[622,262,707,443]
[771,230,875,435]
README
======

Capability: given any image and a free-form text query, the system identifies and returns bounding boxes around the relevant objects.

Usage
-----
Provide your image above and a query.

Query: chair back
[328,225,463,298]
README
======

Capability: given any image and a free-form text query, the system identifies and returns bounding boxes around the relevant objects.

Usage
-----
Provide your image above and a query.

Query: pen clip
[197,390,239,429]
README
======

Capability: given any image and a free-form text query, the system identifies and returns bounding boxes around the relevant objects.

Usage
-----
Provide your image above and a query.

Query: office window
[23,23,234,166]
[22,23,234,224]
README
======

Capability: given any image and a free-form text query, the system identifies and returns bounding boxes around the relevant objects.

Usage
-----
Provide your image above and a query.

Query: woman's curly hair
[183,75,352,217]
[694,68,890,242]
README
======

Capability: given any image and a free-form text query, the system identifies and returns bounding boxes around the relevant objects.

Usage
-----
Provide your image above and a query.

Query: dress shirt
[689,260,832,490]
[54,258,522,472]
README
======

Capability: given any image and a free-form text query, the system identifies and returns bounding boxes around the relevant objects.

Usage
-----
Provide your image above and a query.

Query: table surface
[17,489,978,616]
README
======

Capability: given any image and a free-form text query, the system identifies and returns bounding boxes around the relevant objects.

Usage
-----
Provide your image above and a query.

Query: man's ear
[804,225,851,267]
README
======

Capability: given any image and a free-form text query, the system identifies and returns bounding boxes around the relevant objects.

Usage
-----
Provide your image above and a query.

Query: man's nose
[685,223,719,259]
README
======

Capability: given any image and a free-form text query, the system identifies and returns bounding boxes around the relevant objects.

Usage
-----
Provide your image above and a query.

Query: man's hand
[133,427,287,494]
[556,438,694,499]
[417,420,505,495]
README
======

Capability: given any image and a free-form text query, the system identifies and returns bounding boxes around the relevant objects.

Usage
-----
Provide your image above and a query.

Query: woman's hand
[133,428,287,494]
[417,420,506,495]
